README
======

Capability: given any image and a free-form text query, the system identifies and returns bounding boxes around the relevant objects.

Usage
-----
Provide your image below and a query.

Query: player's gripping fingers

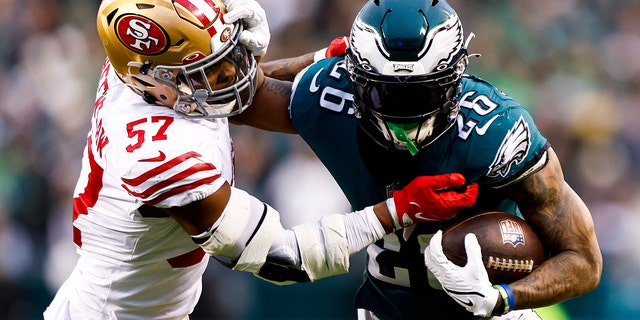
[224,0,265,23]
[438,182,478,205]
[224,0,270,56]
[399,173,466,198]
[431,172,467,190]
[392,173,476,225]
[425,231,498,317]
[239,31,270,56]
[314,36,350,62]
[463,233,485,271]
[326,36,349,58]
[424,230,453,270]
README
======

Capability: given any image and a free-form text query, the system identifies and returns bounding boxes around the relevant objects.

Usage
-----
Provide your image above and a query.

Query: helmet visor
[352,76,451,121]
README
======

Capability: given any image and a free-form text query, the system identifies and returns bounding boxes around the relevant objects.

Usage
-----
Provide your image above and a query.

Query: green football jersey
[290,57,548,319]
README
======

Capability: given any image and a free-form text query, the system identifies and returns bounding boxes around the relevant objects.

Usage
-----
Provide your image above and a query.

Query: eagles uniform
[289,57,548,319]
[45,60,233,319]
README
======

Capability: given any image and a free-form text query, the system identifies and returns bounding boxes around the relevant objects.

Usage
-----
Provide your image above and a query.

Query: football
[441,211,547,284]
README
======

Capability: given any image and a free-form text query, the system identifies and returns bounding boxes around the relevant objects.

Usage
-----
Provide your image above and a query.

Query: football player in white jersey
[44,0,479,319]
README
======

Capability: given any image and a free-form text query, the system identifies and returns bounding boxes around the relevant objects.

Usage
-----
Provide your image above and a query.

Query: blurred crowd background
[0,0,639,319]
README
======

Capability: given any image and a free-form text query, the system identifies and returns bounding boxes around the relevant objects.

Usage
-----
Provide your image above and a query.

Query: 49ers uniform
[45,60,234,319]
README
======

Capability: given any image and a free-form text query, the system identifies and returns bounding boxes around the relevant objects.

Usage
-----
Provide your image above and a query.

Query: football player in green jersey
[233,0,602,318]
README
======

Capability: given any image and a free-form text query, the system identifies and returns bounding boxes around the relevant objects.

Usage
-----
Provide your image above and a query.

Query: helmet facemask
[97,0,258,119]
[348,52,467,155]
[150,32,257,118]
[346,0,474,155]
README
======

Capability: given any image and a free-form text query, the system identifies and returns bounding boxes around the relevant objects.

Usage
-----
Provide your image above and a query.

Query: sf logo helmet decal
[116,15,169,55]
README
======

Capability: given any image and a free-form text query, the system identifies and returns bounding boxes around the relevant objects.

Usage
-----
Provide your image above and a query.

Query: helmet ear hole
[142,91,158,104]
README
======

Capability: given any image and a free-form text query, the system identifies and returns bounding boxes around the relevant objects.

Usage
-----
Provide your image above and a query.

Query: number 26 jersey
[289,57,548,318]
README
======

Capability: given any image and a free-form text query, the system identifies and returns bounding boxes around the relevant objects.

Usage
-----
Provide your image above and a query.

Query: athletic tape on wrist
[495,284,515,314]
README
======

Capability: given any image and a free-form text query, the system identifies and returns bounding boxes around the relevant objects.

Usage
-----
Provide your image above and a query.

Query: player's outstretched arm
[259,53,315,81]
[231,36,350,132]
[230,73,298,133]
[257,173,477,284]
[260,36,349,81]
[164,173,477,284]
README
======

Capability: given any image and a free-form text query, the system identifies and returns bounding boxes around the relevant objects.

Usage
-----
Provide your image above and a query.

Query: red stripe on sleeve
[141,175,220,206]
[122,151,202,186]
[122,162,217,199]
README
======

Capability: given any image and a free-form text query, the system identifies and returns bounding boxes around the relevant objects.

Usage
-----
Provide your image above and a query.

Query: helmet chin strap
[387,122,420,156]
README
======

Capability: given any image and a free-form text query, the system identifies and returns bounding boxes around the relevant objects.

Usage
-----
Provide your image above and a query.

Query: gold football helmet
[97,0,257,117]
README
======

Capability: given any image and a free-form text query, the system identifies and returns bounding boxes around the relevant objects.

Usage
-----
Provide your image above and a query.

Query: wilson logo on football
[116,15,168,55]
[498,218,525,247]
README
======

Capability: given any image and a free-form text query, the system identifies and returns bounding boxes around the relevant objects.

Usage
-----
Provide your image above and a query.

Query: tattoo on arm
[261,77,293,100]
[231,77,296,133]
[507,147,602,308]
[260,53,315,81]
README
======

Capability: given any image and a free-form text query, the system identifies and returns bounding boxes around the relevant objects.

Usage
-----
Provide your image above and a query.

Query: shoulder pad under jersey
[116,116,229,208]
[290,58,355,133]
[121,146,225,207]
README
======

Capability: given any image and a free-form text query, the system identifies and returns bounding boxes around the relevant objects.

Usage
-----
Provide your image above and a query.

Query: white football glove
[223,0,271,57]
[424,230,499,317]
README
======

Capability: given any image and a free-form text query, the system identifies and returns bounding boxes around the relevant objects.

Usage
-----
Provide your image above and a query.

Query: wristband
[385,198,401,231]
[313,48,328,62]
[492,285,510,315]
[493,284,515,314]
[501,284,515,312]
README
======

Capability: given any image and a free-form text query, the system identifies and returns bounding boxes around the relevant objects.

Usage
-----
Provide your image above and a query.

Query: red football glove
[313,36,349,61]
[326,36,349,58]
[389,173,478,228]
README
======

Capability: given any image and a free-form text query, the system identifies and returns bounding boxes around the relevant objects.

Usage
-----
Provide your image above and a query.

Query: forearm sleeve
[263,206,386,283]
[193,186,387,284]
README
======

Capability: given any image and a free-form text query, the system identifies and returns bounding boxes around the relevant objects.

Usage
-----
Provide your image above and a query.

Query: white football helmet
[346,0,473,154]
[97,0,257,118]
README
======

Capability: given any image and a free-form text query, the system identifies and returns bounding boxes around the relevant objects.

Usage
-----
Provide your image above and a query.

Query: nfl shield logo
[499,218,525,247]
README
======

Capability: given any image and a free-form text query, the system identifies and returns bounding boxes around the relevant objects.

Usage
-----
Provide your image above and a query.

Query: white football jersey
[46,59,235,319]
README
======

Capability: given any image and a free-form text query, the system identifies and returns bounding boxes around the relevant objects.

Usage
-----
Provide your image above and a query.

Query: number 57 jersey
[47,60,235,320]
[289,57,548,319]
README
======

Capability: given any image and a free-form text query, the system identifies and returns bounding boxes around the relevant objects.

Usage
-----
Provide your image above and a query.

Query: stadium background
[0,0,638,319]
